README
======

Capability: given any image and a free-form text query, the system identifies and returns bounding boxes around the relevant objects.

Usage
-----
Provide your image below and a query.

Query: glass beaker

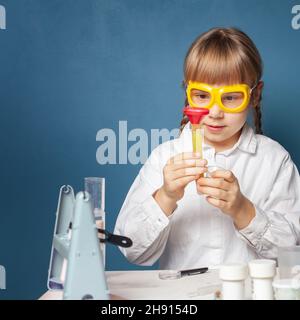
[278,246,300,281]
[84,177,106,267]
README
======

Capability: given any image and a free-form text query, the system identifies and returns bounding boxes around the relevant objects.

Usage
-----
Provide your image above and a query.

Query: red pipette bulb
[183,106,209,125]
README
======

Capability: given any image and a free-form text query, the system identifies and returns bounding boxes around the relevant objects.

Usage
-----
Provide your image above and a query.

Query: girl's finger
[197,186,228,200]
[197,177,231,191]
[170,159,207,170]
[171,167,207,180]
[168,152,204,164]
[174,175,198,188]
[210,170,236,183]
[205,196,227,209]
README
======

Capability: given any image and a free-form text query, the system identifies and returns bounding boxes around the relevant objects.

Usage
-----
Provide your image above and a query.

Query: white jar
[248,259,276,300]
[219,264,248,300]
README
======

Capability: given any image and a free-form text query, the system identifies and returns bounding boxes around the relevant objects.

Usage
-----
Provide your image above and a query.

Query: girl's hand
[154,152,207,216]
[196,170,255,229]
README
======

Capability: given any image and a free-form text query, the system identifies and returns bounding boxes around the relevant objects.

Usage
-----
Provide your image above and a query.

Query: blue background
[0,0,299,299]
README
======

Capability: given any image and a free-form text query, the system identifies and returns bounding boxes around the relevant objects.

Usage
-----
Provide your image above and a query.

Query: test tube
[183,106,209,178]
[191,123,204,157]
[84,177,106,267]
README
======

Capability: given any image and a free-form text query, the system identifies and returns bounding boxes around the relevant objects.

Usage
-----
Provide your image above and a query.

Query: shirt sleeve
[237,153,300,259]
[113,146,177,266]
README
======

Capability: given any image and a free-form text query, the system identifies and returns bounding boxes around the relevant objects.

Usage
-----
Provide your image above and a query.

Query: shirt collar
[235,122,257,154]
[179,122,257,156]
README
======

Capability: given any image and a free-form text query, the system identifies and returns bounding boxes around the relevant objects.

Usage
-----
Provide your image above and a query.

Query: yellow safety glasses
[186,81,256,113]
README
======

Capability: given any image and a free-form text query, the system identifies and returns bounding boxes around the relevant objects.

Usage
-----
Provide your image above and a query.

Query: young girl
[114,27,300,269]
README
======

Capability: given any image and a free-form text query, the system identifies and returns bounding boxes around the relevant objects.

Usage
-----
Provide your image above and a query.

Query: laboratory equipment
[248,259,276,300]
[219,263,248,300]
[183,106,209,159]
[84,177,106,265]
[84,177,105,220]
[47,185,132,300]
[158,267,208,280]
[272,279,300,300]
[278,246,300,279]
[0,265,5,290]
[186,81,256,113]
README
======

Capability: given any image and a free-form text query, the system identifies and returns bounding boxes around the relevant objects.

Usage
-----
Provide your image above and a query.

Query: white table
[40,269,227,300]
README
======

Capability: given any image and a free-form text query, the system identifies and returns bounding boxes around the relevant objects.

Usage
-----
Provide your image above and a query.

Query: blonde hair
[180,27,263,134]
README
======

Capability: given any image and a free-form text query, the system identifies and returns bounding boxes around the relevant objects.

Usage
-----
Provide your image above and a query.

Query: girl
[114,27,300,269]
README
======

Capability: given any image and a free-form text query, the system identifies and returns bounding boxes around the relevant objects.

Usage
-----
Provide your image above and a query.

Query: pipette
[183,106,209,159]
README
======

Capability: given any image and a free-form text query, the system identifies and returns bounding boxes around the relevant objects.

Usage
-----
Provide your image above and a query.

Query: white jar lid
[248,259,276,278]
[219,263,248,281]
[273,279,300,290]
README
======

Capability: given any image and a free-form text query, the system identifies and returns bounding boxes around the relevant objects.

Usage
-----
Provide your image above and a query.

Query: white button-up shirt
[114,122,300,269]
